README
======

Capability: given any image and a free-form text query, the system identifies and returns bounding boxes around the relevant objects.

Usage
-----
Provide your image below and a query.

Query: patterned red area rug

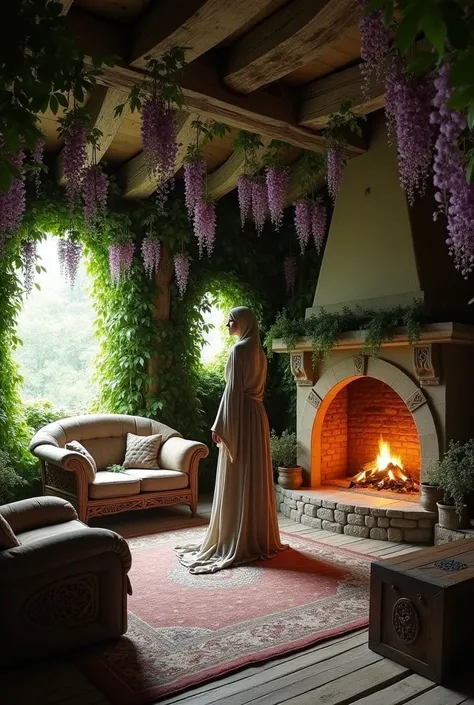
[75,527,372,704]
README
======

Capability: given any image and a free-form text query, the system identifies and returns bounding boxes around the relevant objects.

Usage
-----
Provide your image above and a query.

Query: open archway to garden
[15,235,99,413]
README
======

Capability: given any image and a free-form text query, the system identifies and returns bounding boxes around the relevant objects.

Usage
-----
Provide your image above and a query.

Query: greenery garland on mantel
[264,302,428,361]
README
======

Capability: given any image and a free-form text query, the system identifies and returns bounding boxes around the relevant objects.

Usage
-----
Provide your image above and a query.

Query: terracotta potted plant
[270,429,303,490]
[435,439,474,531]
[420,462,443,513]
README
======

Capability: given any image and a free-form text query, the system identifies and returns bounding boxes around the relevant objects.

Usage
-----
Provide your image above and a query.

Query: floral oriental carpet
[75,527,372,704]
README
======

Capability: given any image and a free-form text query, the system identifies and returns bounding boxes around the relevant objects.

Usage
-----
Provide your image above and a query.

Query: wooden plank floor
[2,499,474,705]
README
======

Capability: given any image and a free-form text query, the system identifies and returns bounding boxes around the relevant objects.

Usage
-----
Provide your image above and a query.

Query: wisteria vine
[432,64,474,278]
[358,0,391,97]
[0,151,26,248]
[385,61,435,205]
[174,253,190,297]
[109,241,135,283]
[141,234,162,278]
[82,164,109,228]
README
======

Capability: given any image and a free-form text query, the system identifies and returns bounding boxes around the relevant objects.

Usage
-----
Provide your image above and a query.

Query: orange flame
[374,438,404,474]
[352,437,408,484]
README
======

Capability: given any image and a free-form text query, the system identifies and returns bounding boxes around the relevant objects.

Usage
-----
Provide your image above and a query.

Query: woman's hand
[212,432,222,445]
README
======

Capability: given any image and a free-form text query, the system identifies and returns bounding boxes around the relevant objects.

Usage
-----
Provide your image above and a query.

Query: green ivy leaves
[265,302,425,360]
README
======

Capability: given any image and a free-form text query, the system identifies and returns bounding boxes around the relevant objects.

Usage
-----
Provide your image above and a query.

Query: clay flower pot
[420,483,444,513]
[437,502,470,531]
[277,466,303,490]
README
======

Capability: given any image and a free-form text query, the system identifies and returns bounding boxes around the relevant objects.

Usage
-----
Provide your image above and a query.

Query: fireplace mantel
[271,322,474,354]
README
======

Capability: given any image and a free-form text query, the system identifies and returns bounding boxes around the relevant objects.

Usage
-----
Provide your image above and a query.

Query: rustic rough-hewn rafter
[119,112,195,199]
[67,10,366,158]
[206,137,271,200]
[56,85,128,185]
[225,0,359,94]
[299,64,386,129]
[92,59,366,157]
[284,157,325,207]
[86,86,130,162]
[59,0,74,14]
[131,0,275,69]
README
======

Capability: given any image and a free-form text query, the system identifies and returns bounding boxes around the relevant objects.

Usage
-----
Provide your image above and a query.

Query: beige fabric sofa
[29,414,209,523]
[0,496,131,665]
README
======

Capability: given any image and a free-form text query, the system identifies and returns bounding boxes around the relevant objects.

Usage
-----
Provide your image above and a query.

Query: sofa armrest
[0,527,132,581]
[32,443,95,483]
[159,437,209,474]
[0,496,78,535]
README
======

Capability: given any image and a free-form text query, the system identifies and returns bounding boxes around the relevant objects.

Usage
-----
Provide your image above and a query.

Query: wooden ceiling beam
[56,85,129,185]
[299,64,386,129]
[206,138,271,200]
[284,158,325,207]
[130,0,276,69]
[119,112,195,199]
[68,10,366,157]
[59,0,74,14]
[92,59,366,157]
[225,0,359,95]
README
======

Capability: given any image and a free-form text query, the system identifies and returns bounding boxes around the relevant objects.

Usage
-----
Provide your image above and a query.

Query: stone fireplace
[286,331,474,492]
[272,113,474,542]
[317,375,421,487]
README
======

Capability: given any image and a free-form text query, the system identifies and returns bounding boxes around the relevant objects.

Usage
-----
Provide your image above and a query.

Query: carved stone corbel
[412,344,440,386]
[290,351,314,386]
[354,354,367,376]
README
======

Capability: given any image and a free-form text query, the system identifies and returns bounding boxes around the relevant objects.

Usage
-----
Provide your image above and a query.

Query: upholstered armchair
[29,414,209,523]
[0,496,131,665]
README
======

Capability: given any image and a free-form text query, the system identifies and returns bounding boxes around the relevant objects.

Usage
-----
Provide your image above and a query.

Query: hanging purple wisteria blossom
[141,95,178,182]
[237,174,252,228]
[22,241,37,297]
[184,160,206,217]
[193,201,216,258]
[174,253,190,298]
[311,203,327,253]
[326,145,344,203]
[284,255,297,295]
[82,165,109,228]
[108,243,121,283]
[251,179,267,236]
[141,234,162,277]
[155,178,173,215]
[63,120,87,206]
[384,62,434,205]
[57,239,67,278]
[358,0,391,97]
[31,139,45,195]
[64,240,82,287]
[431,64,474,277]
[0,151,26,247]
[108,242,134,283]
[294,199,311,254]
[266,166,288,231]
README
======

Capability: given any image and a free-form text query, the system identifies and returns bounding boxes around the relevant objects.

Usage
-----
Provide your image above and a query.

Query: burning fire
[350,437,417,492]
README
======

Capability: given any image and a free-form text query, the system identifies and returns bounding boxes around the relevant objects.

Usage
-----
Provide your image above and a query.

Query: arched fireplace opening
[312,377,421,495]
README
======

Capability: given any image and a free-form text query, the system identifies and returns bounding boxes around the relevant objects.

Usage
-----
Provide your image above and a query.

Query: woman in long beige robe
[176,306,287,574]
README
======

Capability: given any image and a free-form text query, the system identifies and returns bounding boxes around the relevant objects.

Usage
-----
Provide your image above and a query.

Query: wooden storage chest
[369,539,474,684]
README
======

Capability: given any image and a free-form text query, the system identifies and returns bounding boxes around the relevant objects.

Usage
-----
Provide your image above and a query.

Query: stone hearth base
[434,524,474,545]
[275,485,436,543]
